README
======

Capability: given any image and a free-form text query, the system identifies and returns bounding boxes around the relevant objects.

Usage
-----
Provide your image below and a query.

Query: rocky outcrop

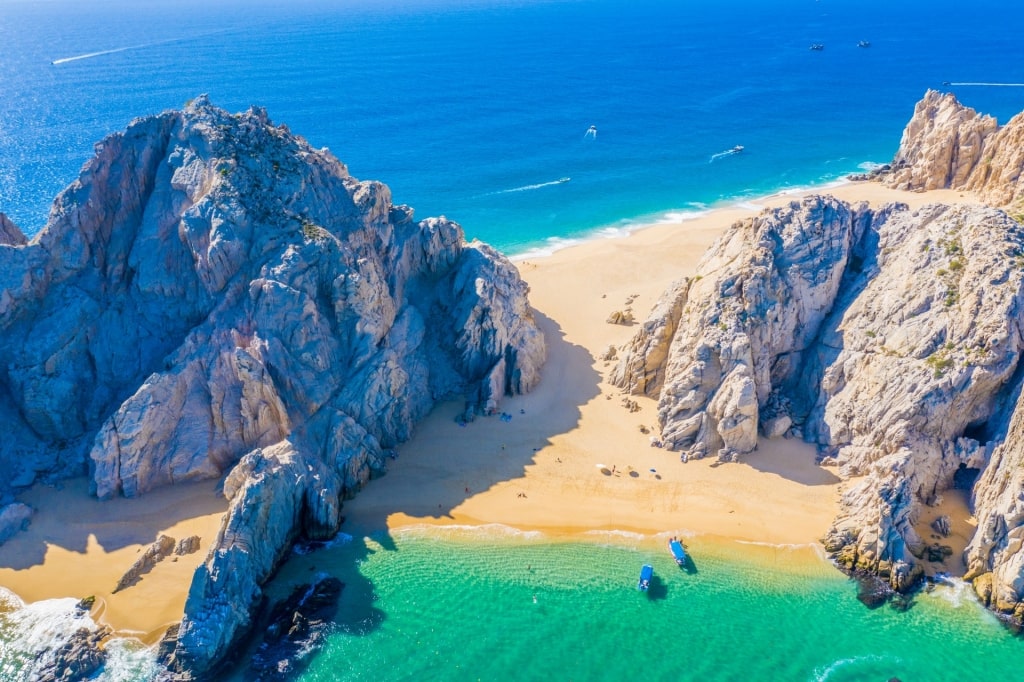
[809,203,1024,589]
[614,196,1024,618]
[965,385,1024,627]
[0,97,544,677]
[613,196,875,461]
[36,624,111,682]
[0,213,26,246]
[881,90,1024,208]
[113,534,177,592]
[0,502,33,544]
[248,575,343,680]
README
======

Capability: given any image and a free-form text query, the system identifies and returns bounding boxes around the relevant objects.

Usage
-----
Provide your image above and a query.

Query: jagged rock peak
[614,194,1024,625]
[0,213,27,246]
[881,89,1024,208]
[0,97,545,676]
[612,195,874,461]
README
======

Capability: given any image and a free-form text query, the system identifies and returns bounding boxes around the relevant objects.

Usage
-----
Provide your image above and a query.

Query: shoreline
[0,181,983,642]
[505,170,879,262]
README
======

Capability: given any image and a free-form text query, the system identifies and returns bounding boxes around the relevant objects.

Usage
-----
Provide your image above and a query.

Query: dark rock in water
[37,624,111,682]
[74,595,95,612]
[249,576,344,680]
[853,571,894,609]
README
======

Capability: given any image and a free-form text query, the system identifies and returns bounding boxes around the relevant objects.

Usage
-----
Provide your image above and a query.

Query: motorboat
[668,538,688,567]
[637,564,653,591]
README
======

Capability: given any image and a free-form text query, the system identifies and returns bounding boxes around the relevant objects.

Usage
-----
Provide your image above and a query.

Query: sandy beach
[0,181,981,638]
[0,478,227,644]
[340,182,979,549]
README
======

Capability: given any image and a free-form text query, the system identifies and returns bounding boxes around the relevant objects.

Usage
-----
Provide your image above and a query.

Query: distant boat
[557,177,571,183]
[858,40,871,48]
[668,538,688,567]
[730,145,744,153]
[809,44,824,51]
[638,564,653,591]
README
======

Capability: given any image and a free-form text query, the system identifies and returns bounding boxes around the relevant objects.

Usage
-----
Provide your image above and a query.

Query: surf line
[52,32,225,65]
[944,82,1024,87]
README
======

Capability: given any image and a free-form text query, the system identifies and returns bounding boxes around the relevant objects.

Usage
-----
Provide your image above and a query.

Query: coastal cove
[2,178,1013,680]
[4,0,1024,678]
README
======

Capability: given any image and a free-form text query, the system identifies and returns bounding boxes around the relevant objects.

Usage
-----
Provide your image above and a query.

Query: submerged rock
[248,576,343,681]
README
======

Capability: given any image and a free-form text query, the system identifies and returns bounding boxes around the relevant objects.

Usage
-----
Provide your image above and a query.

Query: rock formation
[0,502,33,545]
[881,89,1024,208]
[113,534,177,592]
[0,96,544,677]
[613,194,1024,624]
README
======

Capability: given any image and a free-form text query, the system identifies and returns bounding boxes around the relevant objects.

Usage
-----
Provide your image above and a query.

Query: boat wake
[52,32,226,65]
[709,145,744,163]
[945,81,1024,87]
[486,177,571,195]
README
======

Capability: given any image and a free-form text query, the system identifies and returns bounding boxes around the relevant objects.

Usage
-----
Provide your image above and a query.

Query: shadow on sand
[220,309,603,679]
[0,477,227,571]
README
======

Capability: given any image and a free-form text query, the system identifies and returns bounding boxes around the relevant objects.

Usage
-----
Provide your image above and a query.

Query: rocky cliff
[0,96,544,676]
[881,89,1024,208]
[613,194,1024,625]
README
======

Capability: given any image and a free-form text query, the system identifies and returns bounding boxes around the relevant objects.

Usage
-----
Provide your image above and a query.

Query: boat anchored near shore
[637,564,653,591]
[668,538,688,567]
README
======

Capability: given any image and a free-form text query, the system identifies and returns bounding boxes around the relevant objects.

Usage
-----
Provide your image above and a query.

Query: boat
[858,40,871,48]
[638,564,653,591]
[668,538,688,567]
[557,177,571,183]
[809,44,824,51]
[730,145,744,153]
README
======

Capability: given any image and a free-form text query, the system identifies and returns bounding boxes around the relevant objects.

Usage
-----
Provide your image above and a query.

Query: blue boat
[668,538,688,567]
[638,564,653,591]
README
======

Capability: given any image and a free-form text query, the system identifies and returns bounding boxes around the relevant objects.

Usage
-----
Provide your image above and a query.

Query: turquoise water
[4,0,1024,678]
[246,528,1024,682]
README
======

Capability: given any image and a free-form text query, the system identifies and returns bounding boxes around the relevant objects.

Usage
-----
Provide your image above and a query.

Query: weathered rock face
[965,386,1024,626]
[614,196,1024,622]
[882,90,1024,208]
[613,196,874,461]
[0,97,544,677]
[0,213,27,246]
[808,204,1024,590]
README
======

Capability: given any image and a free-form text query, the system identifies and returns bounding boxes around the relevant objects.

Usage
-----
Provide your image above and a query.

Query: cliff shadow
[337,308,602,537]
[742,437,840,486]
[250,308,602,649]
[0,477,227,571]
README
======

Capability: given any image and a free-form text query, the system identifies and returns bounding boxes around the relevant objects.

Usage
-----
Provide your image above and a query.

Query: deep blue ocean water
[4,1,1024,679]
[3,0,1024,255]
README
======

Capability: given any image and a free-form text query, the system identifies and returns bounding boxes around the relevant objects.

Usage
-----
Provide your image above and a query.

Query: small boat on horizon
[557,177,571,183]
[809,43,824,51]
[730,145,744,153]
[638,564,653,591]
[668,538,688,567]
[858,40,871,48]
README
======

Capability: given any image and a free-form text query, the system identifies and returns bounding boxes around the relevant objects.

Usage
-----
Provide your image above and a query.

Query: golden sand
[0,182,981,638]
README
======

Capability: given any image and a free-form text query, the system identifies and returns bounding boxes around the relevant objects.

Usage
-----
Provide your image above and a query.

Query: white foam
[506,172,874,262]
[929,574,980,609]
[392,523,547,542]
[812,653,901,682]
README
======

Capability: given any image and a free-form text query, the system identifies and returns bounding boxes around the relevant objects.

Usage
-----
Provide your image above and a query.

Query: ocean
[3,0,1024,679]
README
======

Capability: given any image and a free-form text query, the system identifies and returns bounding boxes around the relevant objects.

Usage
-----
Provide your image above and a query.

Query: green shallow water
[251,528,1024,682]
